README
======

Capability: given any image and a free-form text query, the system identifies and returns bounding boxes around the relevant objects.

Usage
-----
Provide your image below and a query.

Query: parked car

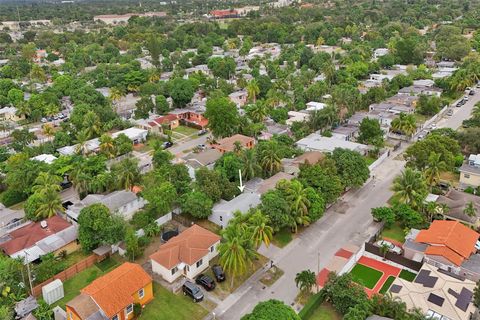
[195,274,216,291]
[198,129,208,136]
[463,95,469,101]
[197,144,206,150]
[212,265,226,282]
[456,101,463,107]
[162,141,173,149]
[376,240,402,254]
[469,90,475,96]
[6,218,22,226]
[446,109,453,116]
[182,281,204,302]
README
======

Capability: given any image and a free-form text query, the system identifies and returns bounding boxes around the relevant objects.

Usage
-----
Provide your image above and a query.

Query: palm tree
[473,103,480,119]
[35,188,64,219]
[424,152,447,188]
[322,61,336,86]
[233,141,243,154]
[99,134,116,158]
[464,201,477,217]
[246,79,260,103]
[391,113,417,138]
[15,102,31,118]
[248,210,273,248]
[246,102,269,123]
[32,172,62,194]
[45,104,59,118]
[241,149,261,180]
[259,143,282,176]
[70,163,91,196]
[112,158,140,190]
[83,111,101,138]
[295,270,316,292]
[75,129,91,155]
[41,123,55,138]
[109,87,125,111]
[218,224,258,289]
[392,168,428,209]
[88,172,114,194]
[284,180,311,232]
[380,243,390,259]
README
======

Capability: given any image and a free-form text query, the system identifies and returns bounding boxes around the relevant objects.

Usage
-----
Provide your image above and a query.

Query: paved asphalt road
[211,92,478,320]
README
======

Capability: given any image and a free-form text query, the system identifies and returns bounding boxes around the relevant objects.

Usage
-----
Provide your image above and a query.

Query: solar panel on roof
[389,284,402,293]
[414,270,430,284]
[448,288,459,298]
[414,269,438,288]
[455,288,473,312]
[427,293,444,307]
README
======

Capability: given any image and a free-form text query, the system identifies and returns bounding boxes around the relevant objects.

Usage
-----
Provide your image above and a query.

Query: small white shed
[42,279,64,305]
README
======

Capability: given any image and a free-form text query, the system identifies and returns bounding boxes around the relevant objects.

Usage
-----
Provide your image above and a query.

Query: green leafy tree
[464,201,477,218]
[142,181,177,216]
[111,158,140,190]
[404,134,461,170]
[424,152,447,188]
[260,190,292,232]
[391,112,417,138]
[241,299,300,320]
[205,96,239,138]
[34,187,64,219]
[259,141,282,177]
[169,78,195,107]
[246,79,260,103]
[180,191,213,219]
[371,207,395,226]
[332,148,370,188]
[357,118,384,147]
[298,163,344,204]
[248,210,273,248]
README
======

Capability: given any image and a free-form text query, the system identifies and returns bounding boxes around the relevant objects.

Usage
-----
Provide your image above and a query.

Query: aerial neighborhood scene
[2,0,480,319]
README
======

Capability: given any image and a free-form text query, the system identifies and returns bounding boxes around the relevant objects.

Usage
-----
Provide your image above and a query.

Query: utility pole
[316,251,320,292]
[25,252,33,295]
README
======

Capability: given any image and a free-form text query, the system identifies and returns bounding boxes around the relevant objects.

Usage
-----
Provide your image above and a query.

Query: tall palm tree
[246,102,269,123]
[259,143,282,177]
[112,158,140,190]
[392,168,428,209]
[218,224,258,289]
[45,104,59,117]
[83,111,101,138]
[109,87,125,111]
[99,134,116,158]
[424,152,447,188]
[472,103,480,119]
[241,149,261,180]
[322,60,336,86]
[32,172,62,194]
[70,163,91,196]
[246,79,260,103]
[35,188,64,219]
[295,270,316,292]
[248,210,273,248]
[464,201,477,217]
[89,171,114,194]
[15,102,31,118]
[75,129,91,155]
[284,180,311,232]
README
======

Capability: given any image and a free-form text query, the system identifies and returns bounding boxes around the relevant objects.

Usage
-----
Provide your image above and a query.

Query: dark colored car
[469,90,475,95]
[212,265,226,282]
[195,274,216,291]
[162,141,173,149]
[182,281,204,302]
[198,129,208,136]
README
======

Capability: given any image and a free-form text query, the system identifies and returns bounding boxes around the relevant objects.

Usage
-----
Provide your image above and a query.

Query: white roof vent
[40,221,48,229]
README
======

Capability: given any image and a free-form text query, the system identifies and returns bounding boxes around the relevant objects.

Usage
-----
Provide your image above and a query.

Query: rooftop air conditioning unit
[40,221,48,229]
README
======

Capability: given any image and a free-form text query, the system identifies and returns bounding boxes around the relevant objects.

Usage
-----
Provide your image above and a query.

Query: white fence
[368,150,389,171]
[135,212,172,237]
[421,104,449,130]
[339,244,365,275]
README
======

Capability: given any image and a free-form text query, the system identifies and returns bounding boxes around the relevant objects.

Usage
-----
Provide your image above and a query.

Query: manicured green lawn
[272,228,293,248]
[174,126,198,136]
[379,275,396,294]
[381,222,405,243]
[349,264,383,289]
[399,269,417,282]
[54,258,120,309]
[363,156,377,166]
[140,283,209,320]
[309,302,342,320]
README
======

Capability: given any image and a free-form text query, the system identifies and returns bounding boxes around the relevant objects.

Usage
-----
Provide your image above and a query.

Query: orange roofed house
[150,224,221,283]
[212,134,255,153]
[403,220,480,281]
[66,263,153,320]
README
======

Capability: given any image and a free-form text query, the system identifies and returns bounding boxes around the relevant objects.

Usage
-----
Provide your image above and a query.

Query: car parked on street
[195,274,216,291]
[376,240,402,254]
[469,90,475,96]
[182,281,204,302]
[162,141,173,149]
[446,109,453,116]
[198,129,208,136]
[212,265,226,282]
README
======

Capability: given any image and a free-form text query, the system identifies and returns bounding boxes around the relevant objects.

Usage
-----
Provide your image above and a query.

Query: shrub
[1,189,26,207]
[133,303,142,317]
[465,187,475,194]
[298,292,325,319]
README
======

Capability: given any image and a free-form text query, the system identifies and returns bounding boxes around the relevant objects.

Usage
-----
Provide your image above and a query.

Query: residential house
[30,154,57,164]
[0,107,25,122]
[0,216,79,264]
[66,262,153,320]
[286,111,310,126]
[373,48,389,59]
[389,263,476,320]
[305,101,326,112]
[182,149,223,179]
[209,9,239,19]
[332,125,359,141]
[170,109,208,129]
[210,191,262,228]
[281,151,325,175]
[137,114,179,133]
[459,154,480,189]
[212,134,255,153]
[229,90,248,108]
[66,190,146,222]
[93,12,166,24]
[403,220,480,281]
[296,133,368,155]
[256,172,294,194]
[150,224,221,283]
[435,190,480,227]
[398,85,443,97]
[111,128,148,144]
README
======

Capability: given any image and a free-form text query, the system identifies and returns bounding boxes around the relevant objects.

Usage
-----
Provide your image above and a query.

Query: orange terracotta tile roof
[150,224,221,269]
[416,220,479,266]
[214,134,255,152]
[81,262,152,318]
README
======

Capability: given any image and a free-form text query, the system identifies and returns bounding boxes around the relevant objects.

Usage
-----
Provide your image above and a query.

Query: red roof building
[210,9,239,19]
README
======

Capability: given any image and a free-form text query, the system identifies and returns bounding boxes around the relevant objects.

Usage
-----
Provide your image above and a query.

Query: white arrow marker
[238,169,245,192]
